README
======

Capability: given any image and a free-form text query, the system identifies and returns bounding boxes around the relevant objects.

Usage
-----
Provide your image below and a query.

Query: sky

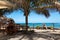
[6,9,60,23]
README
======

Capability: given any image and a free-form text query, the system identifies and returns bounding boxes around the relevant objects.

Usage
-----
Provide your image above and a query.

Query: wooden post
[52,23,55,31]
[33,24,34,30]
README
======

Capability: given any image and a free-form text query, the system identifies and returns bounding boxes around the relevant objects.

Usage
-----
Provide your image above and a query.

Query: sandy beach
[0,29,60,40]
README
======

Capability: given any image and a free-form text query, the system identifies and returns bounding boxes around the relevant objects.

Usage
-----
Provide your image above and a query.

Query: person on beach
[43,23,47,29]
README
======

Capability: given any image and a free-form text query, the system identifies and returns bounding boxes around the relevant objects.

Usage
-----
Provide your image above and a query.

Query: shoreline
[16,23,60,29]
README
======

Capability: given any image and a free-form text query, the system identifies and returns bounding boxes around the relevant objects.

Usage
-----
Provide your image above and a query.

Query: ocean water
[17,23,60,28]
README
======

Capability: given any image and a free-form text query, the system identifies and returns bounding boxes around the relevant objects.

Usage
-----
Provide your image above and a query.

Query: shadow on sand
[0,30,60,40]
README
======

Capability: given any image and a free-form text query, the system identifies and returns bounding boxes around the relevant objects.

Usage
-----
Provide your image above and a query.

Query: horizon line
[15,22,60,23]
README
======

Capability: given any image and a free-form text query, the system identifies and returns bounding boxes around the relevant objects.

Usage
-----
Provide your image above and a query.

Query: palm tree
[3,0,60,31]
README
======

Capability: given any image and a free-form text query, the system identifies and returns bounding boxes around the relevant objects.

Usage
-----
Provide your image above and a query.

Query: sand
[0,29,60,40]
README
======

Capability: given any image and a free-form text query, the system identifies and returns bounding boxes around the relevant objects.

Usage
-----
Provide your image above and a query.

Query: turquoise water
[17,23,60,28]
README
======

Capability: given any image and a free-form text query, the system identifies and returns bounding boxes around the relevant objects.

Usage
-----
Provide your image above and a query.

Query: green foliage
[36,25,40,29]
[48,26,54,29]
[50,26,53,28]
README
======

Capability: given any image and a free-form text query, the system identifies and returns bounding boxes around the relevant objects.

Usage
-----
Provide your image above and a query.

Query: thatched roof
[0,0,14,9]
[0,16,15,28]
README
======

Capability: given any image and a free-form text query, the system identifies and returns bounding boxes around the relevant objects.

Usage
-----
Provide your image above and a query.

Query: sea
[16,23,60,28]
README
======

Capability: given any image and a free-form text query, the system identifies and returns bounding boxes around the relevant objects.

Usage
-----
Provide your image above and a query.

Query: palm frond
[30,4,56,17]
[1,0,59,17]
[42,9,50,17]
[33,8,50,17]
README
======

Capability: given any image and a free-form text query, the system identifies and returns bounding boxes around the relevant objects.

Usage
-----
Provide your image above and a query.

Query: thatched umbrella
[0,0,14,9]
[0,0,14,24]
[0,0,15,16]
[0,0,15,30]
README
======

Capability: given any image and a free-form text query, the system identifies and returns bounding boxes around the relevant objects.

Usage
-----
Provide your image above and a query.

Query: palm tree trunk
[25,15,28,31]
[25,10,29,31]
